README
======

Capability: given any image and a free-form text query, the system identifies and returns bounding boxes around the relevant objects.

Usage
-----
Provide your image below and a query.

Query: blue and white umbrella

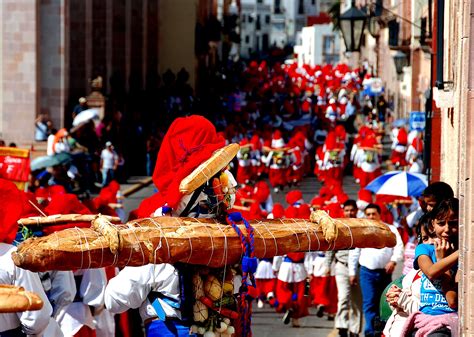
[365,171,428,197]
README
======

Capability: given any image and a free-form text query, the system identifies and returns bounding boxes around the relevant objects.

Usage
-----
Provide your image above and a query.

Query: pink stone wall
[0,0,38,144]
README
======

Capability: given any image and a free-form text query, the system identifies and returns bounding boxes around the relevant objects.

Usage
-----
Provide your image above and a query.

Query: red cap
[45,194,92,216]
[397,128,408,145]
[286,190,303,205]
[93,180,120,209]
[298,204,311,219]
[239,137,249,146]
[272,129,283,140]
[284,205,299,218]
[325,132,339,150]
[43,193,92,234]
[254,181,270,204]
[337,193,349,204]
[319,186,332,200]
[34,187,49,200]
[48,185,67,197]
[358,189,373,203]
[310,196,324,207]
[361,136,378,149]
[272,203,285,218]
[137,116,225,217]
[248,203,265,220]
[335,125,346,141]
[250,135,262,151]
[323,202,343,218]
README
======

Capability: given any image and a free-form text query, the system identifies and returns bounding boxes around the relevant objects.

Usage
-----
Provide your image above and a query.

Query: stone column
[0,0,39,144]
[39,0,68,130]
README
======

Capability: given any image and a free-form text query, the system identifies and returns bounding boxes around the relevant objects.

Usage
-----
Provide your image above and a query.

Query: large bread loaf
[13,211,396,272]
[0,285,44,313]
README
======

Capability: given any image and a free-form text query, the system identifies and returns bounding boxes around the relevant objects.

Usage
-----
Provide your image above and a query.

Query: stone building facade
[0,0,216,145]
[433,0,474,333]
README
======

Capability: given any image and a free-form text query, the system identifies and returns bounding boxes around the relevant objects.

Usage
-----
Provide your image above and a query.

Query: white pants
[334,262,363,334]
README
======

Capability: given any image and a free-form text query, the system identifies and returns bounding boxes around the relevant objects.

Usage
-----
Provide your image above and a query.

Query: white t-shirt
[101,149,117,170]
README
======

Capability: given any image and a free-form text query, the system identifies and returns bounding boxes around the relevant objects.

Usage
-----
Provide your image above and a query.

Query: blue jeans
[145,319,196,337]
[359,266,391,336]
[101,168,114,187]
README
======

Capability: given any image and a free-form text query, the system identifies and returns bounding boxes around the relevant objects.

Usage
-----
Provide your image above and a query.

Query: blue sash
[148,291,181,321]
[284,256,304,263]
[145,319,196,337]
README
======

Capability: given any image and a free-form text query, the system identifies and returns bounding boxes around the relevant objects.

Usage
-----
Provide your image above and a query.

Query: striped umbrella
[365,171,428,197]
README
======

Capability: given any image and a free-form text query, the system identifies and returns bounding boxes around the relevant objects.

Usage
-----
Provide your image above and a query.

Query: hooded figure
[263,130,289,193]
[391,127,408,167]
[105,116,240,337]
[358,136,382,188]
[236,138,253,185]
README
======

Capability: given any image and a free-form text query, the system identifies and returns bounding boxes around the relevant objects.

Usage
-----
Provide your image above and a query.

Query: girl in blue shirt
[408,198,459,336]
[414,198,459,315]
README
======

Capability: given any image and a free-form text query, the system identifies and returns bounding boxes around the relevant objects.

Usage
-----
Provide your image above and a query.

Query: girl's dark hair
[431,197,459,221]
[416,212,437,244]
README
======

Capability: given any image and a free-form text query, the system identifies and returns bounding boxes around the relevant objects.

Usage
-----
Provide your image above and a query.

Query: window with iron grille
[274,0,281,14]
[323,35,339,64]
[388,20,400,47]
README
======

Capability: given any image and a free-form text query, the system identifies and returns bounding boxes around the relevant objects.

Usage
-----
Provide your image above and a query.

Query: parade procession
[0,57,459,337]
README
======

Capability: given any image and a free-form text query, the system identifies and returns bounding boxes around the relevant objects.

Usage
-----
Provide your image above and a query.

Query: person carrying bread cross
[104,116,241,337]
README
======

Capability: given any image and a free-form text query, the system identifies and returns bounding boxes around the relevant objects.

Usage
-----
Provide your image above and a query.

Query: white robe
[255,259,276,279]
[105,263,181,322]
[40,270,76,337]
[57,269,107,336]
[0,243,52,335]
[273,254,310,283]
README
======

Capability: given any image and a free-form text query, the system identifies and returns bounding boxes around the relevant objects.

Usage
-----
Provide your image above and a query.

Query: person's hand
[385,284,401,306]
[385,261,397,274]
[434,238,455,260]
[324,268,331,277]
[349,276,358,286]
[386,291,400,306]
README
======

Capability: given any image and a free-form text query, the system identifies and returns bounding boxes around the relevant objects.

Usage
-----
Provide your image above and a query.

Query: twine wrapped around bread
[13,213,396,272]
[310,210,338,245]
[179,143,240,195]
[18,214,121,226]
[92,215,122,255]
[0,285,44,313]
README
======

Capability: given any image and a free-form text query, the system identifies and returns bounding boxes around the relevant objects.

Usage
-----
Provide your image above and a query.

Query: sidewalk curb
[122,177,153,197]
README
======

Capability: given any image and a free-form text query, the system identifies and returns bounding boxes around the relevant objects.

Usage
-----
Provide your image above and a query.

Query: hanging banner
[0,147,30,189]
